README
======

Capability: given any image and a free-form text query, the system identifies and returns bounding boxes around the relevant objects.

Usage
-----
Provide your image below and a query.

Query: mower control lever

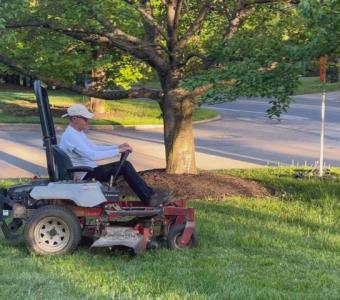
[110,150,131,186]
[120,149,131,162]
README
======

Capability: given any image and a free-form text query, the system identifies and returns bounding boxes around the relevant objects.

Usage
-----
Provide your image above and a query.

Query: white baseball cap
[62,104,94,119]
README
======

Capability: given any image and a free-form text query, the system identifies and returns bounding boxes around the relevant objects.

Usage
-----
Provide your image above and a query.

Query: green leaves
[0,0,154,89]
[105,55,152,89]
[299,0,340,56]
[181,3,303,118]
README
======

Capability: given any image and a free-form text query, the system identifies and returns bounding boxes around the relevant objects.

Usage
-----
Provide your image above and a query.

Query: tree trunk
[22,76,27,87]
[162,87,197,174]
[90,49,107,114]
[90,97,106,114]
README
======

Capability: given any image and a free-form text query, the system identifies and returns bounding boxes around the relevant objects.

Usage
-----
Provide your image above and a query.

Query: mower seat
[52,145,94,181]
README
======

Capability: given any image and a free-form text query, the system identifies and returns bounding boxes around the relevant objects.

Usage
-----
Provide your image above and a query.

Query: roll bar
[34,80,57,181]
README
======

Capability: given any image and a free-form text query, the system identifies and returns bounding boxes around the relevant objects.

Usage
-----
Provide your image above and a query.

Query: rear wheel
[167,224,198,250]
[24,205,81,255]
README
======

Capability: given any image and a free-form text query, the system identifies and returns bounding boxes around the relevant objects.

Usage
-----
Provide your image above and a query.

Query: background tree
[299,0,340,81]
[0,0,303,174]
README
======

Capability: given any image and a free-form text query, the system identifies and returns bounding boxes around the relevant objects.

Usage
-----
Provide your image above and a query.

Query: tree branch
[75,0,148,45]
[0,53,163,101]
[179,52,214,69]
[175,4,212,51]
[76,0,118,33]
[166,0,184,49]
[70,85,163,101]
[167,0,177,50]
[73,0,169,71]
[123,0,169,42]
[177,0,298,52]
[173,0,184,33]
[225,2,256,40]
[225,0,300,40]
[192,83,214,98]
[6,19,170,73]
[191,80,238,98]
[6,21,112,45]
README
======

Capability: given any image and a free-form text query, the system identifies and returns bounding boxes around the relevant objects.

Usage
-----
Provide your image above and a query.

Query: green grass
[0,167,339,299]
[294,77,340,95]
[0,87,218,125]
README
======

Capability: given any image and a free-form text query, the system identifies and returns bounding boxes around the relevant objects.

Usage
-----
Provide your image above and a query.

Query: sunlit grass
[294,77,340,95]
[0,168,339,299]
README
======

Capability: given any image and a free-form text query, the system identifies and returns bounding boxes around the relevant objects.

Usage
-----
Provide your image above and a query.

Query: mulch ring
[119,169,272,200]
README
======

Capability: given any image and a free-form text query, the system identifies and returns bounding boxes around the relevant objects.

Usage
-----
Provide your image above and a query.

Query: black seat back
[52,145,73,180]
[34,81,58,181]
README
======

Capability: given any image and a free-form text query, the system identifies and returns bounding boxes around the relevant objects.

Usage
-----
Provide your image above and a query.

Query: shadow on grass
[0,100,68,117]
[3,95,36,103]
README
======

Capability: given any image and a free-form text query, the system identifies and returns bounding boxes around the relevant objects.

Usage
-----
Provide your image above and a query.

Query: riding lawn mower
[0,81,197,255]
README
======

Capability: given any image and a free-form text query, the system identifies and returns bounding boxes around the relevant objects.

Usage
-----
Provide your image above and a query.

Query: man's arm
[70,134,120,161]
[73,146,119,161]
[83,134,133,153]
[89,144,119,151]
[82,133,119,151]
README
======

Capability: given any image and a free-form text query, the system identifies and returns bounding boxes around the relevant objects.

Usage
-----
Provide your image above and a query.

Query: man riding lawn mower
[0,81,197,255]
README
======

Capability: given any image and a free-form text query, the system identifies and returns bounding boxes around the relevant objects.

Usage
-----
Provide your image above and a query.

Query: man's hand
[118,143,133,153]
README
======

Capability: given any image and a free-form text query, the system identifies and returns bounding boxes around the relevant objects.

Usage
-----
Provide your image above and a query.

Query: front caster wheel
[24,205,81,255]
[167,224,198,250]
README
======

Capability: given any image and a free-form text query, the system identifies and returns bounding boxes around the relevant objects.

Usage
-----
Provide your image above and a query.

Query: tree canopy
[299,0,340,57]
[0,0,306,107]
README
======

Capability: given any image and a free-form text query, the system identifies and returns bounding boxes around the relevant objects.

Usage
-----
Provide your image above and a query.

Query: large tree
[299,0,340,55]
[299,0,340,80]
[0,0,303,174]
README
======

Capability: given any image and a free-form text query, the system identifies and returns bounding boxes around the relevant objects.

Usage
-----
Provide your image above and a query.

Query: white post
[319,83,326,177]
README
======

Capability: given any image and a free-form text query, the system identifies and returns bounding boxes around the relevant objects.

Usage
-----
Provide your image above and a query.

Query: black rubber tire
[167,224,198,250]
[24,205,81,255]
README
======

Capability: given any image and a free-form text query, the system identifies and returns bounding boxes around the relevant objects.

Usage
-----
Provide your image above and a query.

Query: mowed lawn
[294,77,340,95]
[0,168,339,299]
[0,88,218,125]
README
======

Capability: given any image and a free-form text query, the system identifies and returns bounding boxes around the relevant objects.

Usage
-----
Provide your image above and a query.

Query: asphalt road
[1,91,340,178]
[198,91,340,167]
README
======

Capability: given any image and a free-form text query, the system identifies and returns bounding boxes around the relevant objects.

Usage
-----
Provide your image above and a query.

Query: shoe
[148,190,171,207]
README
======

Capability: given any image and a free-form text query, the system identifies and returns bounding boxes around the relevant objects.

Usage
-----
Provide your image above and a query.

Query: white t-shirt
[59,126,119,179]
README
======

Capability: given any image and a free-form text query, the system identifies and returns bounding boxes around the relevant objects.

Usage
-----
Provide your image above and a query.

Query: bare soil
[120,169,272,200]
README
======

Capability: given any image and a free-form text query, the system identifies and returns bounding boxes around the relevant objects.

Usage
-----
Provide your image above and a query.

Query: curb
[0,115,221,130]
[192,115,221,125]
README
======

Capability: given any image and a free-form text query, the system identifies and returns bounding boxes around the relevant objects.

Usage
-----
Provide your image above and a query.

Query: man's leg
[83,163,113,182]
[84,161,154,204]
[119,161,154,203]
